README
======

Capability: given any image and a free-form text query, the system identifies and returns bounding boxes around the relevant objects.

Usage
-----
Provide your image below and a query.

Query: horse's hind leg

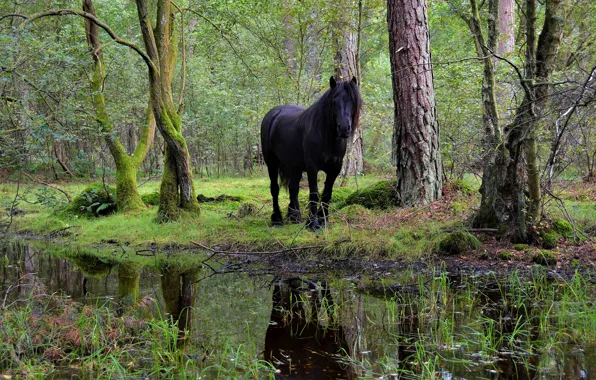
[267,160,283,226]
[287,171,302,223]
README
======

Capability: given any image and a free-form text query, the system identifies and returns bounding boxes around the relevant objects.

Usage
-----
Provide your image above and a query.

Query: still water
[1,239,595,379]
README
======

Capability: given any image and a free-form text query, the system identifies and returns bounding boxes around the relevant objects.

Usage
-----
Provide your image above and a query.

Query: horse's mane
[300,79,363,136]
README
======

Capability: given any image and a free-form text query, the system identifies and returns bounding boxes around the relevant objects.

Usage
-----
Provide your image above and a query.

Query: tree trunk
[498,0,515,54]
[473,0,565,241]
[334,0,364,178]
[83,0,155,213]
[135,0,200,221]
[387,0,443,206]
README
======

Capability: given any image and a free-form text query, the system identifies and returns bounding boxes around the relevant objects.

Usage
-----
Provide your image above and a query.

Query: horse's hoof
[306,220,321,231]
[288,214,303,224]
[271,214,283,227]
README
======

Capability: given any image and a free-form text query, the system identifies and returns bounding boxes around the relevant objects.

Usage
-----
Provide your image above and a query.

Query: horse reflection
[265,277,354,379]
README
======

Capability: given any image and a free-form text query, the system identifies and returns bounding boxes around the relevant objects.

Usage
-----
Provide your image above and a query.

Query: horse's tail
[278,164,289,189]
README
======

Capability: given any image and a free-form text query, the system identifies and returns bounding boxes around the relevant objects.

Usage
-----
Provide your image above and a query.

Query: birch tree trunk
[387,0,443,206]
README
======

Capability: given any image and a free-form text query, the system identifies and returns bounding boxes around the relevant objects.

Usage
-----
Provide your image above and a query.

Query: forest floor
[1,172,595,276]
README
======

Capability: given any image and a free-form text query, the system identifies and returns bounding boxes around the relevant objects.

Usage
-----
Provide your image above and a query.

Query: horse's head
[329,76,361,138]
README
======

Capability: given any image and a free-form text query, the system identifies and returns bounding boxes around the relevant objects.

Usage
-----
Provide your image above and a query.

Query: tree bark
[473,0,565,241]
[334,0,364,178]
[387,0,443,206]
[498,0,515,54]
[135,0,200,221]
[83,0,155,213]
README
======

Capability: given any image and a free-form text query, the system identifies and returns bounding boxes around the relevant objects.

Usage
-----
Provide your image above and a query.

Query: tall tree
[83,0,155,213]
[473,0,565,241]
[387,0,442,206]
[135,0,200,221]
[333,0,364,177]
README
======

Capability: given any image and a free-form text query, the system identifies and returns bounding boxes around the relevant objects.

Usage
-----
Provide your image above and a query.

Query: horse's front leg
[317,167,340,225]
[306,169,320,230]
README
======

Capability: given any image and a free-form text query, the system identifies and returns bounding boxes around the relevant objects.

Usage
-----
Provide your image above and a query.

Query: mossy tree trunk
[83,0,155,213]
[387,0,443,206]
[473,0,565,241]
[135,0,199,222]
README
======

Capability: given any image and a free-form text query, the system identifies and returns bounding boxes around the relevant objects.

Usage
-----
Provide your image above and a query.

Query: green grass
[1,174,453,261]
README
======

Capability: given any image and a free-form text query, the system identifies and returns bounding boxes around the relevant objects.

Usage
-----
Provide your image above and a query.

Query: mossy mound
[552,218,573,237]
[336,204,371,224]
[238,201,259,218]
[498,251,513,260]
[341,180,398,210]
[514,244,529,251]
[532,251,557,266]
[438,230,480,255]
[541,231,559,249]
[449,179,474,196]
[330,187,354,204]
[141,192,160,206]
[71,253,117,277]
[67,182,116,217]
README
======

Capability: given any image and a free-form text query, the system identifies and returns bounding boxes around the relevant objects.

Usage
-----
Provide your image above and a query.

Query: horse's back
[261,105,306,165]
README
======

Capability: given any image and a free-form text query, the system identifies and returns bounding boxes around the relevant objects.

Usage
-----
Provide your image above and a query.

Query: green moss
[479,251,489,260]
[342,180,398,210]
[142,192,161,206]
[498,251,513,260]
[541,231,559,249]
[532,251,557,266]
[514,244,529,251]
[66,182,117,217]
[238,201,258,218]
[336,204,371,223]
[330,187,354,204]
[438,230,480,255]
[552,218,573,237]
[451,179,474,196]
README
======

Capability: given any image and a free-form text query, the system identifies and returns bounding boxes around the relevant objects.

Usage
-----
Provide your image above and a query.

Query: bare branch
[17,9,156,75]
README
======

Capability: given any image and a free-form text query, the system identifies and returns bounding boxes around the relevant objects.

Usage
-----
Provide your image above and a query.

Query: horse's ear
[329,76,336,88]
[351,76,358,85]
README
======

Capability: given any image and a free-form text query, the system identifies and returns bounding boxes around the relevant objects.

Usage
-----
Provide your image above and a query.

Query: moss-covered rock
[238,201,259,218]
[342,181,398,210]
[532,251,557,266]
[141,192,160,206]
[337,204,371,223]
[552,218,573,237]
[330,187,354,204]
[67,182,117,217]
[438,230,480,255]
[541,231,559,249]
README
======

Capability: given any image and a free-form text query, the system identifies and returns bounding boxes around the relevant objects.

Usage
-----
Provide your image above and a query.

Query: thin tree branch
[17,9,156,75]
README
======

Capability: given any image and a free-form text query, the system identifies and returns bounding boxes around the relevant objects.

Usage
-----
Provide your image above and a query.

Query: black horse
[261,76,362,230]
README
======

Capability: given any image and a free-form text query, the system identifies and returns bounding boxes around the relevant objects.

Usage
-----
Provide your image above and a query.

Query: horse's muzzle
[338,125,351,138]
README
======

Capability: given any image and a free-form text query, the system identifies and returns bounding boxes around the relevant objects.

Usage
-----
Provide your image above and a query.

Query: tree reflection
[160,266,200,347]
[265,276,355,379]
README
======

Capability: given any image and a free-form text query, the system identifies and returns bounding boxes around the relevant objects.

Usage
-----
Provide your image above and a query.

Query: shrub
[438,230,480,255]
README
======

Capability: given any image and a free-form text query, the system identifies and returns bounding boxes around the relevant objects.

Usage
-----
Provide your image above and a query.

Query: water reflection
[160,266,200,346]
[265,276,354,379]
